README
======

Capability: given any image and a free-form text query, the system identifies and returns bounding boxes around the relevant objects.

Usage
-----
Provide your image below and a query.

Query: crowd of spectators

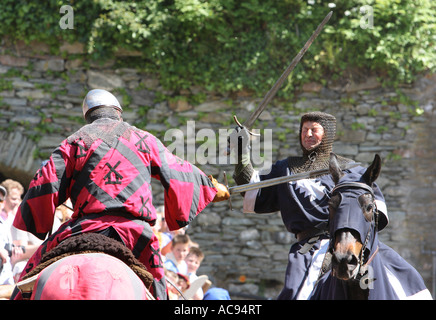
[154,205,230,300]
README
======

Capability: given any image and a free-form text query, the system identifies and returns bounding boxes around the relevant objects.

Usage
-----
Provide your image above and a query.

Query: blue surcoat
[242,158,388,299]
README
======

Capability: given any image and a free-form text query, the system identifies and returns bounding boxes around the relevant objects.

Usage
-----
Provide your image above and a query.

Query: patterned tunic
[13,118,217,299]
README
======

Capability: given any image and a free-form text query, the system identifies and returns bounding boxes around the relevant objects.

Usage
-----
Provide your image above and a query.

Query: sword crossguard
[225,115,261,156]
[232,115,261,137]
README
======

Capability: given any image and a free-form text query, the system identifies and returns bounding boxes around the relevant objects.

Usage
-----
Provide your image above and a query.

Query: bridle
[330,181,380,283]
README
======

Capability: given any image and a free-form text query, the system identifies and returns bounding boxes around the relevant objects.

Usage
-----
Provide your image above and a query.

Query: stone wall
[1,40,435,299]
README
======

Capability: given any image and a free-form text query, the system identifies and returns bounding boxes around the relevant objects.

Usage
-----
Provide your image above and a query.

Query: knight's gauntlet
[208,175,230,202]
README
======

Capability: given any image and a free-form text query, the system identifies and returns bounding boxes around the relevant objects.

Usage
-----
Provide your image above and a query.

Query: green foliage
[1,0,435,97]
[0,79,13,91]
[320,0,436,84]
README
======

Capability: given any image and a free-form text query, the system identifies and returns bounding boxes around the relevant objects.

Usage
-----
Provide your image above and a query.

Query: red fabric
[31,253,148,300]
[165,180,194,230]
[14,123,217,235]
[13,119,217,299]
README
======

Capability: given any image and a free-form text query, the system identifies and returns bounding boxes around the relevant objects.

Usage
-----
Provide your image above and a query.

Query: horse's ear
[329,153,344,185]
[362,154,382,185]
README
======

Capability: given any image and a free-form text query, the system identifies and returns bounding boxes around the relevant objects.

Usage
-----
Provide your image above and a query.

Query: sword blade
[228,161,360,195]
[243,11,333,129]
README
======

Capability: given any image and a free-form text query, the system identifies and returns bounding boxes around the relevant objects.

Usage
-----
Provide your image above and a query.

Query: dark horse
[311,154,432,300]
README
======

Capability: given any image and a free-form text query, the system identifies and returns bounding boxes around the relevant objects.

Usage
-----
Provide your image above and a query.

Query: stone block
[132,89,156,106]
[12,79,35,89]
[333,144,358,156]
[0,55,29,67]
[34,59,65,72]
[87,70,124,90]
[340,130,366,143]
[60,42,85,54]
[239,228,260,242]
[169,99,192,112]
[2,97,27,107]
[16,89,49,99]
[345,76,380,92]
[195,101,231,112]
[11,114,41,124]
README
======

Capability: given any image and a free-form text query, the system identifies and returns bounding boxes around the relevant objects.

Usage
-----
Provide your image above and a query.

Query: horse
[14,232,155,300]
[311,153,432,300]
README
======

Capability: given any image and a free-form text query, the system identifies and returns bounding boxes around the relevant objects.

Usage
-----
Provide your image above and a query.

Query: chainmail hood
[67,118,132,149]
[85,106,122,124]
[288,112,352,174]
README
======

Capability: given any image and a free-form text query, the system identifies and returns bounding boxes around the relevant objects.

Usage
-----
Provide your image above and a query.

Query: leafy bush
[1,0,435,97]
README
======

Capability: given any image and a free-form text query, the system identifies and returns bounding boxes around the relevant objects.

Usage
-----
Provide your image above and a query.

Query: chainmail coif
[67,107,132,148]
[288,112,352,175]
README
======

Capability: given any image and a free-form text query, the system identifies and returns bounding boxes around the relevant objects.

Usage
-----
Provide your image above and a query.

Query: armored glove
[228,126,254,186]
[208,175,230,202]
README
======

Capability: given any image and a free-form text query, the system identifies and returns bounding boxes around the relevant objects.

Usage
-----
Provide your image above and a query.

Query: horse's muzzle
[331,229,362,280]
[331,251,360,280]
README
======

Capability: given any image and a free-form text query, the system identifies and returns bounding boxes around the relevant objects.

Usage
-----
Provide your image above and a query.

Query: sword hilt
[232,115,261,137]
[225,115,261,155]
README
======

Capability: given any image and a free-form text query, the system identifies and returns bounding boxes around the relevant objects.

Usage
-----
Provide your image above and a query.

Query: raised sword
[234,11,333,132]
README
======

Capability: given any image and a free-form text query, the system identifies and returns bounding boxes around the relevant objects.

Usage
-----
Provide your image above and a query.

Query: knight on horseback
[230,111,389,299]
[11,89,229,300]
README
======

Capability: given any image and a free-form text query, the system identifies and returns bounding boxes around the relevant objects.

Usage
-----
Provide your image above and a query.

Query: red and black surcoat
[13,118,217,299]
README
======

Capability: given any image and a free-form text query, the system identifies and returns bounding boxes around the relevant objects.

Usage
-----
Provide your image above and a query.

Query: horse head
[328,153,381,282]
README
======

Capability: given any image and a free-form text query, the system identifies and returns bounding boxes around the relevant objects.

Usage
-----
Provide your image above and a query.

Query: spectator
[53,199,73,231]
[152,207,163,241]
[164,269,181,300]
[0,180,39,283]
[0,185,14,285]
[164,234,190,275]
[186,246,204,281]
[159,215,187,257]
[0,179,24,227]
[184,246,206,300]
[151,205,171,256]
[177,272,190,294]
[0,180,40,283]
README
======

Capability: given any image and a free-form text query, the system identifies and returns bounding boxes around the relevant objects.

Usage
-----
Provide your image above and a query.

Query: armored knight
[12,89,229,300]
[231,111,389,300]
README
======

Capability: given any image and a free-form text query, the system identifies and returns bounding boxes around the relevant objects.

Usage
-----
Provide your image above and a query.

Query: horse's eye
[363,203,375,222]
[366,204,374,212]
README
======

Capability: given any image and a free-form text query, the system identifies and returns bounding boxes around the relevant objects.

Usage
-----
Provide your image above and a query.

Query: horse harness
[330,181,380,285]
[302,181,380,297]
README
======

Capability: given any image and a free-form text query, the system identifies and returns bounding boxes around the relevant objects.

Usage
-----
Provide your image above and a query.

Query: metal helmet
[82,89,123,118]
